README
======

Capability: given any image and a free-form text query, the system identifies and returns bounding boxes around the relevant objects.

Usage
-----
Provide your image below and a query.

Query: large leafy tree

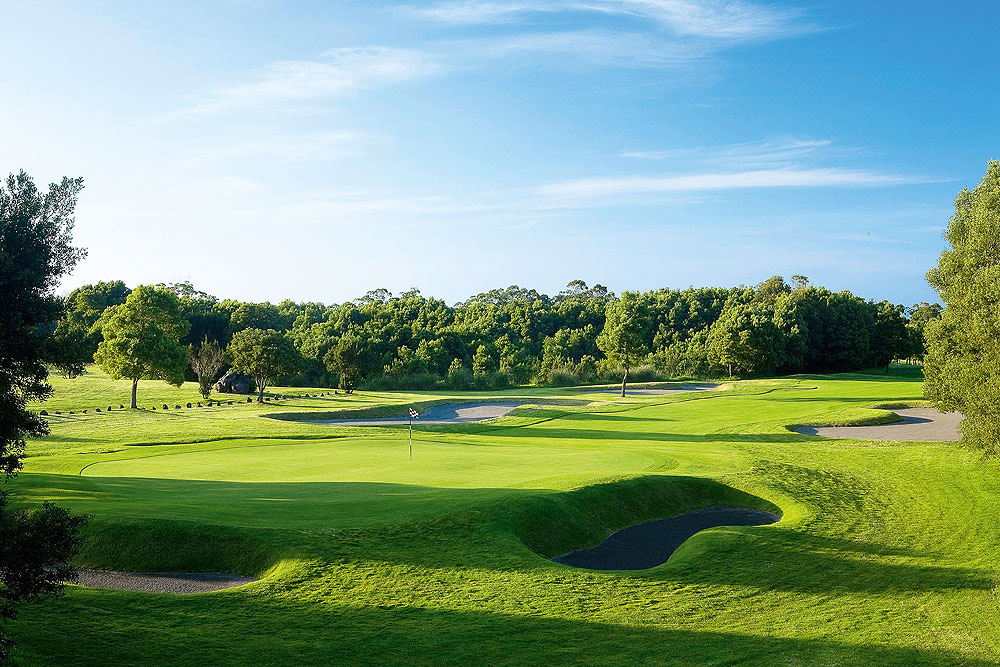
[706,300,784,377]
[925,160,1000,454]
[870,300,909,373]
[229,328,302,402]
[596,291,651,396]
[323,331,373,393]
[0,171,88,659]
[93,285,190,408]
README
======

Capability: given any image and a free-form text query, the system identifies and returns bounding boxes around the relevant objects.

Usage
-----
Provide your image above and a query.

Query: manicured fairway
[8,367,1000,665]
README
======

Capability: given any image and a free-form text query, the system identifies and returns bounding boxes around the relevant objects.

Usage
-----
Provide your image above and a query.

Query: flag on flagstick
[408,408,419,459]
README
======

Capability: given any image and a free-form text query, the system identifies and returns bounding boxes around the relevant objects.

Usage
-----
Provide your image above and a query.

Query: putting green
[80,437,655,485]
[53,437,660,529]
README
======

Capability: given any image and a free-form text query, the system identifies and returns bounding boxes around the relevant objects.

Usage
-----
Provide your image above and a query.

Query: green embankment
[7,365,1000,665]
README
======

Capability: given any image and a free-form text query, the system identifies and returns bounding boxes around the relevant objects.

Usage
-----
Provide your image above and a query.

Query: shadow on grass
[12,472,992,597]
[14,589,995,666]
[338,476,994,596]
[7,472,551,532]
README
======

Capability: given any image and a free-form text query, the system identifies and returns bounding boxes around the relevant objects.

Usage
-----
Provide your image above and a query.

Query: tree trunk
[130,378,138,409]
[728,363,733,378]
[620,366,629,398]
[885,360,891,374]
[257,379,265,403]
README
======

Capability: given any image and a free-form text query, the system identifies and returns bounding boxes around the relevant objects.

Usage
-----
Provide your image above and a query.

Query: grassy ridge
[9,365,1000,665]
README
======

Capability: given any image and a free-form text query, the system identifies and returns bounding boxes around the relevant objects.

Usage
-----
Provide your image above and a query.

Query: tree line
[41,275,942,403]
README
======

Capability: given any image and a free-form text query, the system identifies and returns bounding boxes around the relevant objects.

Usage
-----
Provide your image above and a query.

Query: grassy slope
[7,365,1000,665]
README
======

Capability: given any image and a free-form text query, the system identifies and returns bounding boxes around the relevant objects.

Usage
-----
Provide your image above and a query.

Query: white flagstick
[408,408,419,459]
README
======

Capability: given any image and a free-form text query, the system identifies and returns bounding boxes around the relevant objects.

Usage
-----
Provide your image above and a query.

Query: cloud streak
[186,47,441,114]
[620,138,839,166]
[412,0,814,41]
[539,167,926,200]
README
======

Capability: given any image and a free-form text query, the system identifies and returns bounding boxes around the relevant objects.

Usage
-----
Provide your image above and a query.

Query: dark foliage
[0,171,87,658]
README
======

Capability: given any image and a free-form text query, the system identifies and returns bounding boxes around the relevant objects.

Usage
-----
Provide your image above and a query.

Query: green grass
[7,364,1000,665]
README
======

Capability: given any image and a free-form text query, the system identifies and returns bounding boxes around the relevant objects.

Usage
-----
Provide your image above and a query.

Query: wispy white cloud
[185,47,441,114]
[414,0,548,23]
[620,138,841,167]
[466,28,705,67]
[412,0,814,41]
[539,167,926,201]
[601,0,811,40]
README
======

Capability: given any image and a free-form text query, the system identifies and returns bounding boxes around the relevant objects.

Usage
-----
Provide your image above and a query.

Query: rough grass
[7,364,1000,665]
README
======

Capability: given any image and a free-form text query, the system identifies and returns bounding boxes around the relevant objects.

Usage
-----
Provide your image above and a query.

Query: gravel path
[795,408,962,442]
[553,506,780,571]
[591,384,718,396]
[69,568,257,594]
[308,401,521,425]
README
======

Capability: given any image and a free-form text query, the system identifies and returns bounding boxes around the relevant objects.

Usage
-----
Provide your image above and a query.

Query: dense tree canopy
[47,277,926,392]
[0,171,87,659]
[925,161,1000,454]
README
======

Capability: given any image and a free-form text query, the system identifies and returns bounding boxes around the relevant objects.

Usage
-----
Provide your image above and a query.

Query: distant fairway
[9,365,1000,665]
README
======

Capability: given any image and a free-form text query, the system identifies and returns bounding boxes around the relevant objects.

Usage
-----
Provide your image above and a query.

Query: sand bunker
[67,568,257,594]
[591,384,718,396]
[795,408,962,442]
[553,506,780,571]
[308,401,521,425]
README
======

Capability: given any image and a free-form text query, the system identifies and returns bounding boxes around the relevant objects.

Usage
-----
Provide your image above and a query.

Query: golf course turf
[7,365,1000,665]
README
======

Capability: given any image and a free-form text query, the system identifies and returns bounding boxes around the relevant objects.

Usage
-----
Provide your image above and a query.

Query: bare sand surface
[795,408,962,442]
[69,568,257,594]
[591,384,718,396]
[553,506,780,571]
[308,401,521,425]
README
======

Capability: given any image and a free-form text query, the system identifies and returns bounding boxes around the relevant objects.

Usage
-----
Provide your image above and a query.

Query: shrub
[446,359,473,390]
[473,370,510,391]
[577,355,598,383]
[548,366,579,386]
[363,372,440,391]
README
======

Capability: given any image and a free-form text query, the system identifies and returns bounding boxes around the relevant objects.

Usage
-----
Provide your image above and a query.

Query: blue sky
[2,0,995,305]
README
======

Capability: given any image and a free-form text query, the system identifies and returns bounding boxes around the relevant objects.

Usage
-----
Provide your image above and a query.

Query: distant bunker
[68,569,257,595]
[553,506,781,571]
[306,402,522,425]
[795,408,962,442]
[588,384,718,396]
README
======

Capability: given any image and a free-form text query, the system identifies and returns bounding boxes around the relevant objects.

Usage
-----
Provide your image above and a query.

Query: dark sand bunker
[591,384,718,396]
[795,408,962,442]
[69,568,257,594]
[308,401,521,425]
[553,506,780,571]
